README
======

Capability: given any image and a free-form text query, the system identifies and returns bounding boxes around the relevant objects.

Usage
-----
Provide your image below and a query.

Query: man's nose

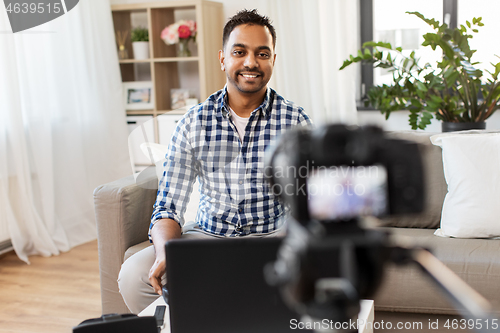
[243,53,258,68]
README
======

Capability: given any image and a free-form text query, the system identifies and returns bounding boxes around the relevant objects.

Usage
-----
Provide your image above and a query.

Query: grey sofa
[94,131,500,319]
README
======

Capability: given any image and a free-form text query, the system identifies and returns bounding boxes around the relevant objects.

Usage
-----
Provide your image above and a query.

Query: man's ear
[273,53,276,66]
[218,50,225,71]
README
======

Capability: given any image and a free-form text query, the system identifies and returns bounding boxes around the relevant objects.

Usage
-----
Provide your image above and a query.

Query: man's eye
[233,50,244,56]
[259,53,270,58]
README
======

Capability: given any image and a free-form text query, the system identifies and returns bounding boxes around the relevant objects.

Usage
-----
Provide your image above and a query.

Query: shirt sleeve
[297,107,313,127]
[149,117,198,241]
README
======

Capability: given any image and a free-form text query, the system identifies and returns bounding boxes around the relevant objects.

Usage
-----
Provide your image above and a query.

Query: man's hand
[150,218,182,295]
[149,256,166,295]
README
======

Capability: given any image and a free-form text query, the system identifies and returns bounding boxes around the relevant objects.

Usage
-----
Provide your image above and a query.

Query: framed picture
[123,82,154,110]
[171,88,190,110]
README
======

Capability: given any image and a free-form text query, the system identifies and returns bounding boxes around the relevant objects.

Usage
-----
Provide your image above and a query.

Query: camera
[264,124,424,225]
[264,124,425,327]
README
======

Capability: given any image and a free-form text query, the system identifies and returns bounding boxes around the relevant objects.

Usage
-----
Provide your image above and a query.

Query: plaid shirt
[150,87,312,239]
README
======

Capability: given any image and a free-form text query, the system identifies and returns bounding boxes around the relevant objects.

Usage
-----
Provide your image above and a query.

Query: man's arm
[149,218,182,295]
[148,115,197,295]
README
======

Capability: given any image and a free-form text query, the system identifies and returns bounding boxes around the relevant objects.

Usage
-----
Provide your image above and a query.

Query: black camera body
[265,124,424,226]
[264,124,425,325]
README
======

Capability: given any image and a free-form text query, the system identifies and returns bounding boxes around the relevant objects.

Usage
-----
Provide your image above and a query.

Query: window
[457,0,500,74]
[359,0,457,109]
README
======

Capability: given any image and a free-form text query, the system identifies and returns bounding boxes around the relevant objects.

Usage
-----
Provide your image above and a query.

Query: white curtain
[0,0,130,262]
[268,0,360,125]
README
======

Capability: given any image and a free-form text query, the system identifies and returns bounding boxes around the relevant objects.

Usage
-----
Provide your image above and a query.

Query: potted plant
[340,12,500,131]
[131,26,149,60]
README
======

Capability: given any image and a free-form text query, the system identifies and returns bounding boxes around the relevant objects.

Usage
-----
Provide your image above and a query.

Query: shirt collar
[219,86,273,119]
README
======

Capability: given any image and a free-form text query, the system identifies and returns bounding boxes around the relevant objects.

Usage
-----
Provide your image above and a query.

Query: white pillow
[140,142,200,224]
[430,131,500,238]
[140,142,169,180]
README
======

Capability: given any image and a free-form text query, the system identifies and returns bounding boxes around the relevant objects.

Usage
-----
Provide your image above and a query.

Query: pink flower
[160,26,170,39]
[178,25,191,39]
[161,26,179,45]
[161,20,197,46]
[186,20,197,33]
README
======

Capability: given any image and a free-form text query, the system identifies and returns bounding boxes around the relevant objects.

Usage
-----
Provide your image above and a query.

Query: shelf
[112,0,225,145]
[157,109,189,115]
[154,57,199,62]
[126,110,155,115]
[119,59,152,64]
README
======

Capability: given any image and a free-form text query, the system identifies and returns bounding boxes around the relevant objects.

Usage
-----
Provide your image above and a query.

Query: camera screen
[307,165,388,220]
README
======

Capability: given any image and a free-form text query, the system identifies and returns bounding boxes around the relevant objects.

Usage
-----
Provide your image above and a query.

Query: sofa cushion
[374,227,500,314]
[124,240,151,262]
[380,131,447,229]
[431,131,500,238]
[140,142,200,225]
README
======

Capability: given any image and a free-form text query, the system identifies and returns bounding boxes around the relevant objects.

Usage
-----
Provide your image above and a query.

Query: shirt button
[239,180,243,185]
[238,208,242,212]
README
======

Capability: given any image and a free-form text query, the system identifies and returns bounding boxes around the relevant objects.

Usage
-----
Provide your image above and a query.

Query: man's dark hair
[222,9,276,50]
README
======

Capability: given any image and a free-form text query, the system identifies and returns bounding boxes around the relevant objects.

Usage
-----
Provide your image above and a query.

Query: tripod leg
[411,249,497,333]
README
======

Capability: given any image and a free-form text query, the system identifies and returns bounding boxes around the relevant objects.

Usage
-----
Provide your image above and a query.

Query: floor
[0,240,101,333]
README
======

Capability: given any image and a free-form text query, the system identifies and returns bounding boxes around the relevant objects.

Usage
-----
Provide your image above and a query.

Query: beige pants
[117,223,285,313]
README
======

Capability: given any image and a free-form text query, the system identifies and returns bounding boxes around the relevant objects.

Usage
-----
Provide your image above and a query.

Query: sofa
[94,130,500,322]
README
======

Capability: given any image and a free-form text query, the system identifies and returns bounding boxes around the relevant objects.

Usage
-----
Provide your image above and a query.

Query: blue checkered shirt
[150,87,312,239]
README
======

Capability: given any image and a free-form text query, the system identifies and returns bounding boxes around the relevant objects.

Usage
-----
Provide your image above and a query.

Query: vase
[441,121,486,132]
[132,41,150,60]
[178,39,191,57]
[118,45,128,60]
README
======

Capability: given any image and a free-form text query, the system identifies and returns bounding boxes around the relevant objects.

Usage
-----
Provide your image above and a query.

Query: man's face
[219,24,276,96]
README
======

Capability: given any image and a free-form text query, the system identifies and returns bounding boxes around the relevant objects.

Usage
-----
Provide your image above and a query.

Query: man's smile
[238,71,262,81]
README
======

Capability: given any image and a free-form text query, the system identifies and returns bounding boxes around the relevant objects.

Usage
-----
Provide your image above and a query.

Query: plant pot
[441,121,486,132]
[132,41,150,60]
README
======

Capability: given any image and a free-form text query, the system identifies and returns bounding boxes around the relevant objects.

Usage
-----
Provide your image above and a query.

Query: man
[118,9,312,313]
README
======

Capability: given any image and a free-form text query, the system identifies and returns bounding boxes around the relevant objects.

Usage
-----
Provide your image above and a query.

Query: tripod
[266,218,497,333]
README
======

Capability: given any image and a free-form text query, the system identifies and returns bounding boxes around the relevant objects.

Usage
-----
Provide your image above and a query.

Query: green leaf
[339,60,352,70]
[466,20,471,28]
[403,58,410,69]
[131,26,149,42]
[430,95,443,104]
[363,41,393,49]
[410,98,423,108]
[415,81,428,92]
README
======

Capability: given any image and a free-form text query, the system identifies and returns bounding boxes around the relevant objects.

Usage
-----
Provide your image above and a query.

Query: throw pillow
[430,131,500,238]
